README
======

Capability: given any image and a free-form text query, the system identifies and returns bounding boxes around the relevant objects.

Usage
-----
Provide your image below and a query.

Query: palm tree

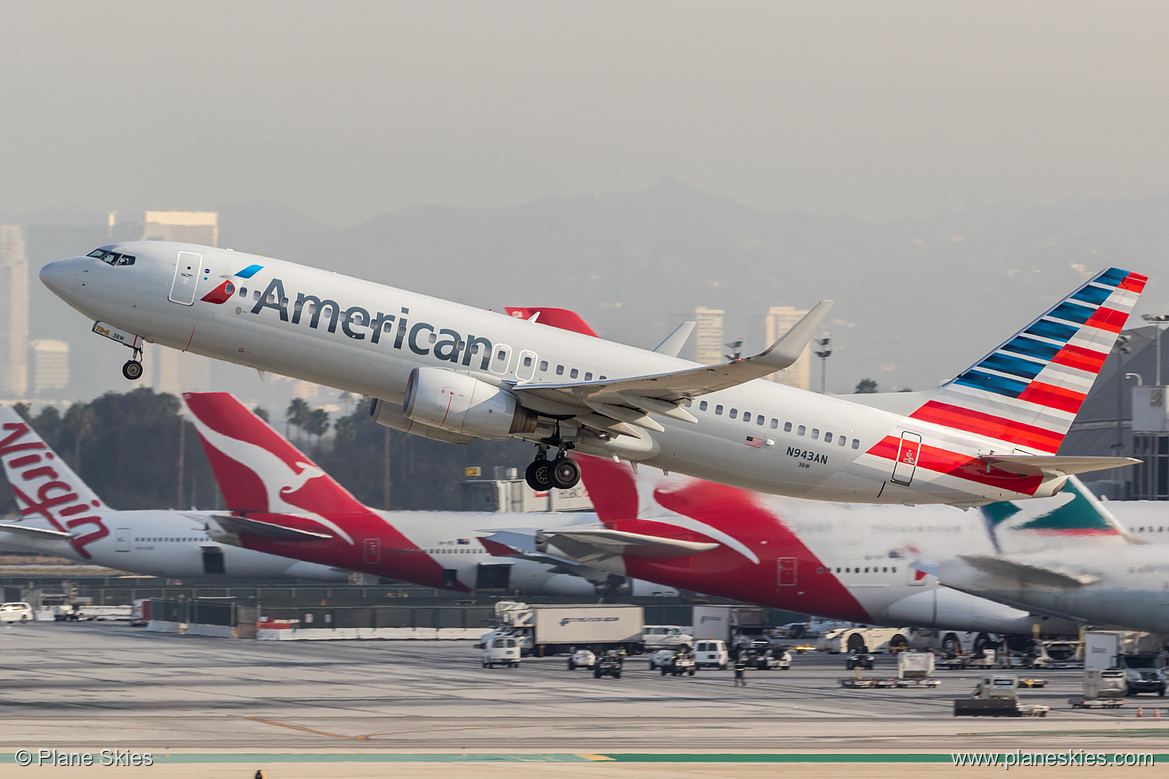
[286,398,310,442]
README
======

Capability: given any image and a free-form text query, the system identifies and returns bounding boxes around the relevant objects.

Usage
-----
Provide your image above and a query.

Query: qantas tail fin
[907,267,1145,454]
[183,392,366,516]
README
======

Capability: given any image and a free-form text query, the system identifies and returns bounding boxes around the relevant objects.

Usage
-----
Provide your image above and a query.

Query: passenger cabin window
[539,360,548,371]
[715,405,724,415]
[584,372,593,380]
[700,401,708,411]
[757,416,765,426]
[556,365,565,376]
[770,419,778,429]
[851,439,860,449]
[797,425,806,436]
[811,428,819,440]
[824,432,833,443]
[839,436,847,446]
[729,408,738,419]
[570,368,579,378]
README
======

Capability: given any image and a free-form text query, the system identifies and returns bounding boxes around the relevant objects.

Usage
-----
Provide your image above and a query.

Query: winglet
[751,300,833,371]
[653,322,696,357]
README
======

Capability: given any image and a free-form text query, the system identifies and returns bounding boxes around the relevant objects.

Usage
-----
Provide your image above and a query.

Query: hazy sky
[4,1,1169,226]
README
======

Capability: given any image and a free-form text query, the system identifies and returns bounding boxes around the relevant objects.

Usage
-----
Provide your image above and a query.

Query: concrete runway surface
[0,621,1164,777]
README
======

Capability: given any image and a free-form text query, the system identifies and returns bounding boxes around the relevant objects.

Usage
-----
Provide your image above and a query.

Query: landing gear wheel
[122,360,144,381]
[550,457,581,489]
[525,459,553,491]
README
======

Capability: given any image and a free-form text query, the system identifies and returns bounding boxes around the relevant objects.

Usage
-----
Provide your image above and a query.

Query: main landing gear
[122,347,144,381]
[525,445,581,491]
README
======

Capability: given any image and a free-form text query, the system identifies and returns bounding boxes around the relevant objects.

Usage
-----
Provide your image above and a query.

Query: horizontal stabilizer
[980,455,1140,478]
[210,513,334,542]
[957,554,1100,588]
[0,523,73,539]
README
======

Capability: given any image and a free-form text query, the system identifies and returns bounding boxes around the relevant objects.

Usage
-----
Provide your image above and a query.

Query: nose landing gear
[524,443,581,491]
[121,346,144,381]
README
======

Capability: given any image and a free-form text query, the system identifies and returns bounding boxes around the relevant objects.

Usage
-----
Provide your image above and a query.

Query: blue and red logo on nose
[200,264,263,304]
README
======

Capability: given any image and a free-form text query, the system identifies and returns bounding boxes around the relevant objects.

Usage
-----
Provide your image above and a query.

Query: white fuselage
[0,509,348,580]
[42,242,1060,506]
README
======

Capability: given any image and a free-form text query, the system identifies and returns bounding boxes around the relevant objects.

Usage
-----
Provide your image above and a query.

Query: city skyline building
[693,306,725,365]
[30,339,69,396]
[0,225,29,398]
[765,306,812,390]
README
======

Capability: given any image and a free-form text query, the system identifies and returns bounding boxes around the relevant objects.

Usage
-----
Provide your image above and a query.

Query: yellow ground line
[577,754,616,761]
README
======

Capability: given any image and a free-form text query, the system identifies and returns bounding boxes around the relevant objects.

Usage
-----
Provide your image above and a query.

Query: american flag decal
[745,436,763,448]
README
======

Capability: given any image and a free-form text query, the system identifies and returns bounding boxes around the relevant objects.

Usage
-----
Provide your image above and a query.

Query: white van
[482,637,521,668]
[642,625,694,651]
[694,639,730,669]
[0,602,33,623]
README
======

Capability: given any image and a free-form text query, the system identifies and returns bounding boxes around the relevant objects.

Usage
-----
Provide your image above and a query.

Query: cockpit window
[86,247,135,266]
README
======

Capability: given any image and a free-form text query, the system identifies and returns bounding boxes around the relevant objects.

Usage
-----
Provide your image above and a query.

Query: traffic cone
[1155,708,1161,718]
[1136,706,1143,718]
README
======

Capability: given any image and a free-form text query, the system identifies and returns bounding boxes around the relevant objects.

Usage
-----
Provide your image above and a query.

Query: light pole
[814,336,832,394]
[1112,335,1131,457]
[1142,314,1169,386]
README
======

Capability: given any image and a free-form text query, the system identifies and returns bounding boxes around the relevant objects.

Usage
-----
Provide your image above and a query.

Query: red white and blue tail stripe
[912,267,1146,454]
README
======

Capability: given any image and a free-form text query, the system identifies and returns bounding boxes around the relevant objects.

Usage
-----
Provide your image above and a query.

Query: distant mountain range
[16,180,1169,404]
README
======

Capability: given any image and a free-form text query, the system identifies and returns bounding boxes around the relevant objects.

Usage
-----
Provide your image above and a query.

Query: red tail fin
[505,307,599,337]
[183,392,366,516]
[576,455,640,524]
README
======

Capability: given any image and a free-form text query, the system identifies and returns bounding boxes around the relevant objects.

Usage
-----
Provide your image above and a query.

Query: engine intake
[403,367,538,440]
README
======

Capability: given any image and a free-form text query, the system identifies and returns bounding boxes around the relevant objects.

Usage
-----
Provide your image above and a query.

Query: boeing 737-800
[0,406,348,580]
[40,242,1143,506]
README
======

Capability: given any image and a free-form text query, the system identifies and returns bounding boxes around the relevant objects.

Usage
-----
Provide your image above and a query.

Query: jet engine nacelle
[369,397,474,445]
[403,367,538,440]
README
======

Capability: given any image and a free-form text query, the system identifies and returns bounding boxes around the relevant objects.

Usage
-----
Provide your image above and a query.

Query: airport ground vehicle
[1072,669,1127,709]
[819,627,909,654]
[693,639,729,669]
[840,650,940,688]
[594,652,623,679]
[846,652,874,670]
[954,675,1049,717]
[0,602,33,623]
[567,650,597,671]
[482,602,645,656]
[482,637,520,668]
[661,651,696,677]
[1085,631,1166,695]
[642,625,693,651]
[744,647,791,670]
[648,650,675,670]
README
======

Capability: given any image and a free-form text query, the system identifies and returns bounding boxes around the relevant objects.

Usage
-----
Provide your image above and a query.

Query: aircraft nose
[39,258,81,297]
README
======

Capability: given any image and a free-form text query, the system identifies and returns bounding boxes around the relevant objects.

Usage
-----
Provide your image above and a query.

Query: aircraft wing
[955,554,1100,588]
[209,513,334,542]
[511,301,832,435]
[482,527,716,568]
[979,455,1140,478]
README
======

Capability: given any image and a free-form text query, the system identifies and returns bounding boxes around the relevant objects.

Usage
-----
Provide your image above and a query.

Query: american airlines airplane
[938,499,1169,635]
[0,406,348,580]
[40,241,1143,506]
[183,392,672,597]
[484,455,1089,640]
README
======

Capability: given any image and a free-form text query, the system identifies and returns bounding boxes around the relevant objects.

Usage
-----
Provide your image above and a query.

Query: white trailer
[484,603,644,656]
